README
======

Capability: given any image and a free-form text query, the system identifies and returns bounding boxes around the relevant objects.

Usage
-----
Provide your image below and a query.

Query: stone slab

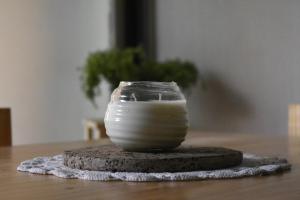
[63,145,243,173]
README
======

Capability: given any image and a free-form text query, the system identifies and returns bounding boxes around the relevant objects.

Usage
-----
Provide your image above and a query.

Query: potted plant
[81,47,201,105]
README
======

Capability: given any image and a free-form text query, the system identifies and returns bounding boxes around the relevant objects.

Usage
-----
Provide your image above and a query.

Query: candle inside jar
[104,81,189,152]
[104,100,188,151]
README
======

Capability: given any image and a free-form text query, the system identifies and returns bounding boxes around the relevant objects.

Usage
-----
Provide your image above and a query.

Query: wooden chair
[83,118,107,141]
[289,104,300,136]
[0,108,12,146]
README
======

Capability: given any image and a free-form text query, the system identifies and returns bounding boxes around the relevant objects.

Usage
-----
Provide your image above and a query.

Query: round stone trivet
[63,145,243,173]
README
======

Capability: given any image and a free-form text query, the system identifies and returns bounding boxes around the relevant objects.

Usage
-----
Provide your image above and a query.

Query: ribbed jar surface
[104,100,188,151]
[104,81,189,152]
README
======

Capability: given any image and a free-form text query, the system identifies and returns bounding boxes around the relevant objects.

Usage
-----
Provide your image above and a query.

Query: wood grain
[0,132,299,200]
[0,108,12,146]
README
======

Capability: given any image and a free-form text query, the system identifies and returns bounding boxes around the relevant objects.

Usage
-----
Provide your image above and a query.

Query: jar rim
[119,81,177,87]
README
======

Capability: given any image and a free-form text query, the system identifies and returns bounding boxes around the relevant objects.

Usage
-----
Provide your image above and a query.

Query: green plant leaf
[81,47,202,104]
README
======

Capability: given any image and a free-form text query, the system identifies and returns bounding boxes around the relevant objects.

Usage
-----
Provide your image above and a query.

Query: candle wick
[131,93,137,101]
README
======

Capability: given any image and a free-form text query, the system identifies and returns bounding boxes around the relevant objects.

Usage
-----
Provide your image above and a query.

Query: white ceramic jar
[104,81,188,152]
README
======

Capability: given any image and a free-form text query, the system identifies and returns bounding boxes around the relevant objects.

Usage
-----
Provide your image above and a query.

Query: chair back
[0,108,12,146]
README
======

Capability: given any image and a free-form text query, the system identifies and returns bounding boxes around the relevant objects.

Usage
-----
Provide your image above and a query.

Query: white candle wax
[104,100,188,151]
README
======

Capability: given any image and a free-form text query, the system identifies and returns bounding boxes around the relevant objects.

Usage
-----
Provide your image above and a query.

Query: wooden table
[0,132,299,200]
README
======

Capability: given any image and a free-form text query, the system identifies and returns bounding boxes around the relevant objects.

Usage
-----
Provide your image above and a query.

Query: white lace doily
[17,154,291,182]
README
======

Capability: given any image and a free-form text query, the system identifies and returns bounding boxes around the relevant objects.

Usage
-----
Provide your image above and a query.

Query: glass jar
[104,81,189,152]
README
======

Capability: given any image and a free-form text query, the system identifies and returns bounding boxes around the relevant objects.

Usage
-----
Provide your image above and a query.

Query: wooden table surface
[0,132,299,200]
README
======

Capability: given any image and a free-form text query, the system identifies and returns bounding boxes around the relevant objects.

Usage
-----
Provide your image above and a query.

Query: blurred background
[1,0,300,145]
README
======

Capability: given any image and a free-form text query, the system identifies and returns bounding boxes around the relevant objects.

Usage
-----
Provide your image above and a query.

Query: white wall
[156,0,300,135]
[0,0,111,145]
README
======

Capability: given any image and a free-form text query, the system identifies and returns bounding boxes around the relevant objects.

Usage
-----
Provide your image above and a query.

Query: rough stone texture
[63,145,243,173]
